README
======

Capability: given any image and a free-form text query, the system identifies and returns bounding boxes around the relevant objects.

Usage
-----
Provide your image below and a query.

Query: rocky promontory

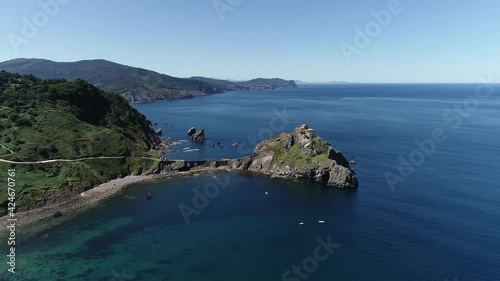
[227,124,358,188]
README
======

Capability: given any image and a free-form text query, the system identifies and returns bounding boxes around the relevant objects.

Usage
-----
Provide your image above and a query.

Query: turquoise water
[2,84,500,280]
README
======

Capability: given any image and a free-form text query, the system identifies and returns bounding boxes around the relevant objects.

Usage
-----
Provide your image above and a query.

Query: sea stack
[191,128,206,142]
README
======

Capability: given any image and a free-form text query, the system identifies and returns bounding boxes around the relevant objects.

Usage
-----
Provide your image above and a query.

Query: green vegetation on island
[245,124,358,188]
[0,71,162,215]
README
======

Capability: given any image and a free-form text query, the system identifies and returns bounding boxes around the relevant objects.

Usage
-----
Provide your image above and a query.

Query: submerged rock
[244,124,358,188]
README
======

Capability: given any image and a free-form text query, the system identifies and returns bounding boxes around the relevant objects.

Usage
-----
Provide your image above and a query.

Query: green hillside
[0,71,162,215]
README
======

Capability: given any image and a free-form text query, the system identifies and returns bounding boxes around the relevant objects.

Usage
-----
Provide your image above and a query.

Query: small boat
[318,220,325,224]
[232,143,239,147]
[265,192,269,195]
[349,155,356,165]
[299,222,304,225]
[146,192,153,199]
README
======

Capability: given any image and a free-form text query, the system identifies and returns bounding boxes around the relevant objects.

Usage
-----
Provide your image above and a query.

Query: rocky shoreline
[0,167,231,234]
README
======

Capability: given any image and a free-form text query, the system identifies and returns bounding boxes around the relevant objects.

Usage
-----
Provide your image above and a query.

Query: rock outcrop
[244,124,358,188]
[191,128,206,142]
[187,127,196,136]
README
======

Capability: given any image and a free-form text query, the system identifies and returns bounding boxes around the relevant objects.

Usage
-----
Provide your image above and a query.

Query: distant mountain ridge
[294,80,357,84]
[0,58,297,103]
[190,76,298,91]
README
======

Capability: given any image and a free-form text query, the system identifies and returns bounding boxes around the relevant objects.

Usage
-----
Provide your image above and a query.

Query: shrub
[15,118,32,127]
[8,114,19,122]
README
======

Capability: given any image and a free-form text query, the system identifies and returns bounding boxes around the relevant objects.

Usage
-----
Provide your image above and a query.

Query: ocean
[3,84,500,281]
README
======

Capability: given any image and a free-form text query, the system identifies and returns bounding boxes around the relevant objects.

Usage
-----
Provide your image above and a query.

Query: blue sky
[0,0,499,82]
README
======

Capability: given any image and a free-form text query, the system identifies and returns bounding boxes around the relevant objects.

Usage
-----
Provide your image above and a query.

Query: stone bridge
[159,157,252,172]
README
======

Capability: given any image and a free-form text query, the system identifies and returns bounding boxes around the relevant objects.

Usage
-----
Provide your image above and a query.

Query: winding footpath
[0,142,160,164]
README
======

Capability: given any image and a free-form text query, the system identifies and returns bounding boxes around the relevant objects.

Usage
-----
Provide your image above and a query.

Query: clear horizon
[1,0,499,83]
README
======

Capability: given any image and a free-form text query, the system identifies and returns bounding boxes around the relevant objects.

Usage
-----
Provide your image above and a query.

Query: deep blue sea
[2,84,500,281]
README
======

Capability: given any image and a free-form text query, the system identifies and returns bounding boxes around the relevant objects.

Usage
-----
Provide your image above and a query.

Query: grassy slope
[0,71,162,215]
[262,133,335,170]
